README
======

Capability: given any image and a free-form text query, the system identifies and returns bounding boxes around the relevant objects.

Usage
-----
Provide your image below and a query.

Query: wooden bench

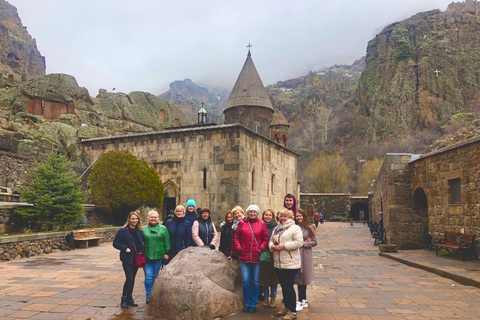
[73,229,100,248]
[0,186,20,202]
[433,232,478,261]
[373,228,386,245]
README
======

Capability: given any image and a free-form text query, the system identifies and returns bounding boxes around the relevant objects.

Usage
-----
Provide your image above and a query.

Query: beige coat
[269,219,303,269]
[294,225,318,285]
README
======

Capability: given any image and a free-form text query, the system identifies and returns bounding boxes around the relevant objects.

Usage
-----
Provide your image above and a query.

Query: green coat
[143,224,171,260]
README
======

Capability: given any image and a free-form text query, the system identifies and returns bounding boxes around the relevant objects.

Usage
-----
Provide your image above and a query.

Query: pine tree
[16,152,86,231]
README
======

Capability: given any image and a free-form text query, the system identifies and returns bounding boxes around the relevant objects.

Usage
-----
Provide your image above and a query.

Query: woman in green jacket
[143,210,171,304]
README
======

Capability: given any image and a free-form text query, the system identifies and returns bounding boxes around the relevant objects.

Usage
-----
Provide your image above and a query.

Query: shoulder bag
[126,227,146,268]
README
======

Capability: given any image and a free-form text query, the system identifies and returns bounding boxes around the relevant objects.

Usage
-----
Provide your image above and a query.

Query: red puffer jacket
[233,217,269,263]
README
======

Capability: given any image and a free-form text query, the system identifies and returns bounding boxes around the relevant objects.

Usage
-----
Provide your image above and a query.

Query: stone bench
[73,229,100,248]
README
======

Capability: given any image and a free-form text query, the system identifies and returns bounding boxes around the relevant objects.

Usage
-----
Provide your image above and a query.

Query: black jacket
[113,226,144,263]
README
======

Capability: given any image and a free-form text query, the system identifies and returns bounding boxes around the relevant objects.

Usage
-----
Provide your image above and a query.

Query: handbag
[260,250,271,262]
[126,227,146,268]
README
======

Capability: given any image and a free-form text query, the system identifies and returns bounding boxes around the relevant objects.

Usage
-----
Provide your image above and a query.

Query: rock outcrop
[0,0,45,81]
[0,73,187,165]
[149,246,243,320]
[345,0,480,142]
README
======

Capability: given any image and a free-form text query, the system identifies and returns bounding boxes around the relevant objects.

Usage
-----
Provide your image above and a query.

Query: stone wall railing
[0,227,119,261]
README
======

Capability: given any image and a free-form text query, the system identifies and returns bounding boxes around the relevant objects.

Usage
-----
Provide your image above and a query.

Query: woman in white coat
[269,208,303,320]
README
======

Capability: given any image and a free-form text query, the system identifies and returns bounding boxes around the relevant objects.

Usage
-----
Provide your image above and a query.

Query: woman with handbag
[143,210,170,304]
[113,211,145,309]
[233,204,269,314]
[259,208,278,308]
[294,209,318,311]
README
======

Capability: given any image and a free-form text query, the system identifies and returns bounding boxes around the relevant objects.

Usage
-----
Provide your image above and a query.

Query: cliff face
[159,79,229,124]
[0,74,186,164]
[346,0,480,142]
[0,0,45,81]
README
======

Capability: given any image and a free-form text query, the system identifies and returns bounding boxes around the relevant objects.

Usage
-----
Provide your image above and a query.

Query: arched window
[203,168,207,189]
[252,169,255,190]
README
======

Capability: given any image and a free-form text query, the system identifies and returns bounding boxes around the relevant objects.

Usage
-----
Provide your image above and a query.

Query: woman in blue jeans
[113,211,144,309]
[143,210,170,304]
[233,204,269,313]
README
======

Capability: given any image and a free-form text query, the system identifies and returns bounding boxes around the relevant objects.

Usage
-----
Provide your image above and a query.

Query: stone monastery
[80,50,299,222]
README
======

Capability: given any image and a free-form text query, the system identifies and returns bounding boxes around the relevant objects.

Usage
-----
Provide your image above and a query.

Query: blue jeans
[144,259,162,299]
[261,285,277,298]
[240,262,261,307]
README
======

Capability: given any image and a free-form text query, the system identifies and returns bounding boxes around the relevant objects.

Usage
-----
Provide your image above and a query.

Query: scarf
[232,214,244,231]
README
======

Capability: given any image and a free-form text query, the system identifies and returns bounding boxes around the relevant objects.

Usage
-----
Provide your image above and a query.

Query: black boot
[127,296,138,307]
[121,296,128,309]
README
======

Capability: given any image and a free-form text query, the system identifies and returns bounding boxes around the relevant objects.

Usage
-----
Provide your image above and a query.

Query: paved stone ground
[1,222,480,320]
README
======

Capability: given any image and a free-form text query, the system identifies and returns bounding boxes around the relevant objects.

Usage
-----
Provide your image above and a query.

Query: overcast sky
[8,0,453,96]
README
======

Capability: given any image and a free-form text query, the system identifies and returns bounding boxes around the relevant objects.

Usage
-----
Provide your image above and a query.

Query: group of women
[113,199,218,306]
[112,194,318,320]
[218,194,318,320]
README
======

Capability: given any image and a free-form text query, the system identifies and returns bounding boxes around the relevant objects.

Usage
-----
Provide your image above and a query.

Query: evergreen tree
[16,152,86,231]
[88,150,164,225]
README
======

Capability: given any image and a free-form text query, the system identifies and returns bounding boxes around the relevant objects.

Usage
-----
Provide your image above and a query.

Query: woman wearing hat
[233,204,269,314]
[192,207,218,249]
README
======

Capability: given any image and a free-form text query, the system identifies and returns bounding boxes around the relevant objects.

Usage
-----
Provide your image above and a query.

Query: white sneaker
[295,302,303,311]
[301,299,308,308]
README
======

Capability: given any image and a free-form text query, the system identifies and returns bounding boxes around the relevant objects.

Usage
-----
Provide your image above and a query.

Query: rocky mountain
[0,0,45,82]
[341,0,480,152]
[0,73,186,166]
[158,79,229,124]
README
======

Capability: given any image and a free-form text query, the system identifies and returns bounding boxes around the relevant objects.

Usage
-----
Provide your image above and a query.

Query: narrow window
[271,175,275,194]
[203,168,207,189]
[448,178,461,204]
[255,123,258,133]
[252,170,255,190]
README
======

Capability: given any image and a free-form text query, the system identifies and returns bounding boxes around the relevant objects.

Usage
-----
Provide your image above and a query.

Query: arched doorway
[412,187,429,247]
[163,181,178,221]
[350,202,369,220]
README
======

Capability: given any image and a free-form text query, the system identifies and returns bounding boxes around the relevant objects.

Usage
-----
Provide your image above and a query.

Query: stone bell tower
[224,46,274,138]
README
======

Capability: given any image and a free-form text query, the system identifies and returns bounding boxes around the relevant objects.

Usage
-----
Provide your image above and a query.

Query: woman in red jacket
[233,204,269,314]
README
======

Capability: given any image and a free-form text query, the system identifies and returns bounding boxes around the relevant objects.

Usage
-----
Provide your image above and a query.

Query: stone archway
[163,180,178,221]
[350,202,369,220]
[412,187,429,247]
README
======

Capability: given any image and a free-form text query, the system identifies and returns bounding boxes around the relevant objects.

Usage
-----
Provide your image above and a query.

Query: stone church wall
[80,124,298,223]
[300,193,350,221]
[410,139,480,240]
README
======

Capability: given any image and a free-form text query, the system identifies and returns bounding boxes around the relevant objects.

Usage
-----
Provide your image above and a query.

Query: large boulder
[149,246,243,320]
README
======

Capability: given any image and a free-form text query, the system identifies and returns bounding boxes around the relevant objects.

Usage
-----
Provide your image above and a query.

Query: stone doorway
[412,187,429,247]
[350,202,369,220]
[163,181,178,221]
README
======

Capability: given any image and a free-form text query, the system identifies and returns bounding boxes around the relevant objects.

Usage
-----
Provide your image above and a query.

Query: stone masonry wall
[371,154,426,249]
[0,151,33,191]
[300,194,351,221]
[410,139,480,240]
[80,125,298,224]
[0,228,118,261]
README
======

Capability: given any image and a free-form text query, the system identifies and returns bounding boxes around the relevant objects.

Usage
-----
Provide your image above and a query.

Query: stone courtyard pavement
[1,222,480,320]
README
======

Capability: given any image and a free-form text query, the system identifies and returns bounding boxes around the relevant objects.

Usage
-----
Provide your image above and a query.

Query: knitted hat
[246,204,260,214]
[186,199,196,208]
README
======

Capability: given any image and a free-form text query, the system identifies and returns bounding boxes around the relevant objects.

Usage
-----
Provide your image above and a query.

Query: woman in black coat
[219,210,234,257]
[113,211,145,309]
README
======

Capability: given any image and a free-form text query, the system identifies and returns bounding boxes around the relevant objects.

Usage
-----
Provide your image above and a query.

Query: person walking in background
[185,199,198,225]
[234,204,269,314]
[259,208,278,308]
[163,209,174,226]
[294,209,318,312]
[219,210,234,257]
[113,211,145,309]
[192,207,218,249]
[143,210,170,304]
[284,194,297,214]
[320,212,324,224]
[164,205,192,264]
[313,212,320,228]
[270,208,303,320]
[228,206,245,260]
